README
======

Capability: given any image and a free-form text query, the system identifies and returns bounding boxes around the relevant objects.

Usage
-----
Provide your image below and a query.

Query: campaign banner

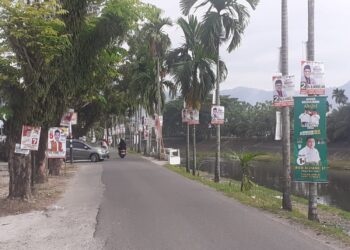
[188,109,199,125]
[272,74,294,107]
[20,125,41,151]
[300,61,325,95]
[47,127,68,158]
[60,110,78,126]
[15,143,30,155]
[293,96,328,183]
[181,109,190,123]
[211,105,225,125]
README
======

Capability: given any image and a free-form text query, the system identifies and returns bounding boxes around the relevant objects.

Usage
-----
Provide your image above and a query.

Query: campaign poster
[60,110,78,126]
[15,143,30,155]
[188,109,199,125]
[47,127,68,158]
[211,105,225,125]
[293,96,327,183]
[272,74,294,107]
[181,109,190,123]
[20,125,41,151]
[300,61,325,95]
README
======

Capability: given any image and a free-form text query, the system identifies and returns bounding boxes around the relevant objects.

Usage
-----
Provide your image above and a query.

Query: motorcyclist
[118,139,126,151]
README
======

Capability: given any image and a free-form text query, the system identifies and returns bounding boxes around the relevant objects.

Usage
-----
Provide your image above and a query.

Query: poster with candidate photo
[300,61,325,95]
[20,125,41,151]
[181,109,190,123]
[47,127,69,159]
[187,109,200,125]
[272,74,294,107]
[211,106,225,125]
[293,96,327,183]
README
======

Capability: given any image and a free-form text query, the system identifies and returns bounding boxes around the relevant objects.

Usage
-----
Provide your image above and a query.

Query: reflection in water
[195,158,350,212]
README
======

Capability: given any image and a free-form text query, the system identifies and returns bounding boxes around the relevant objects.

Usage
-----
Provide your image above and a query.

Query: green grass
[165,164,350,245]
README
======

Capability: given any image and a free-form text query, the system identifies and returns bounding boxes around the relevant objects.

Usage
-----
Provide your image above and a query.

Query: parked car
[66,139,109,162]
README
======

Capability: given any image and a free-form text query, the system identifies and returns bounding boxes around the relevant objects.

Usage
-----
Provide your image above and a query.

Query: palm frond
[180,0,199,15]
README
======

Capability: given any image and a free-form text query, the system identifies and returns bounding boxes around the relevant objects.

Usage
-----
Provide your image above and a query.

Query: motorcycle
[118,148,126,158]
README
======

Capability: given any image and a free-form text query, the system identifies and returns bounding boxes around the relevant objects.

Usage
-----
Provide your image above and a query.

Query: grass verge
[166,164,350,246]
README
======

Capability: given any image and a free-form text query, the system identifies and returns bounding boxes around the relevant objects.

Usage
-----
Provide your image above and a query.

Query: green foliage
[229,151,263,191]
[167,15,224,110]
[0,0,146,137]
[180,0,259,53]
[163,96,277,140]
[327,104,350,142]
[332,88,348,106]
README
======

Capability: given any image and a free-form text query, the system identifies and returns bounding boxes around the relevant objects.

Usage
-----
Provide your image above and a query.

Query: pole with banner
[293,96,328,183]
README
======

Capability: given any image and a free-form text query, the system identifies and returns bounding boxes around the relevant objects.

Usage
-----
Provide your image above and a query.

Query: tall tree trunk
[156,57,162,160]
[214,43,220,183]
[307,0,319,222]
[34,127,48,183]
[186,123,190,173]
[192,124,196,176]
[281,0,292,211]
[7,134,32,200]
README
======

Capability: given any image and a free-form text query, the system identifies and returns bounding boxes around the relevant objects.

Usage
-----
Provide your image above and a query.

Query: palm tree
[307,0,319,222]
[180,0,259,182]
[167,15,227,175]
[332,88,348,106]
[233,151,262,191]
[142,13,172,159]
[281,0,292,211]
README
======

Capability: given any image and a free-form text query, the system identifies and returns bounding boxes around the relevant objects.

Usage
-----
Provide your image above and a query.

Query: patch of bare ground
[293,202,350,236]
[0,164,77,217]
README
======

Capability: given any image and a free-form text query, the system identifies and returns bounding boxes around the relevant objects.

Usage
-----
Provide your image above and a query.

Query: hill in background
[221,81,350,107]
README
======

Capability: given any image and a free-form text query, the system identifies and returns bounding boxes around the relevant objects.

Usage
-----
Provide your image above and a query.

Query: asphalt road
[94,155,337,250]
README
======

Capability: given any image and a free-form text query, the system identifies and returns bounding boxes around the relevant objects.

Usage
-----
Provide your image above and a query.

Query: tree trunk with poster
[7,125,32,199]
[34,127,48,183]
[281,0,292,211]
[307,0,319,222]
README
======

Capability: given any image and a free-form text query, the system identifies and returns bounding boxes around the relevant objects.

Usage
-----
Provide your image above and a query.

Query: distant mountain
[221,81,350,106]
[220,87,272,104]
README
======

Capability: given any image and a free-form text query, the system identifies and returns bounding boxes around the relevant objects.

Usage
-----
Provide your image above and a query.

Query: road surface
[94,155,337,250]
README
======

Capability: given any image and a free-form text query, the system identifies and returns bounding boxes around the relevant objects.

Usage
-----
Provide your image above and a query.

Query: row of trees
[163,93,350,143]
[0,0,166,199]
[163,97,276,140]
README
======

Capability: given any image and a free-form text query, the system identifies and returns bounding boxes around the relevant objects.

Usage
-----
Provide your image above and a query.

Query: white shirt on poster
[298,146,321,164]
[310,114,320,127]
[299,113,311,124]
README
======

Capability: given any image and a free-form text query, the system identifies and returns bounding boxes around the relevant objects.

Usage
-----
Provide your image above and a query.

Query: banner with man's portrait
[272,74,294,107]
[211,106,225,125]
[293,96,327,183]
[187,109,199,125]
[300,61,325,95]
[181,109,190,123]
[47,127,68,159]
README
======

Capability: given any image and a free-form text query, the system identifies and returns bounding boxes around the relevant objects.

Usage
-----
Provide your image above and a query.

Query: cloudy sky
[142,0,350,91]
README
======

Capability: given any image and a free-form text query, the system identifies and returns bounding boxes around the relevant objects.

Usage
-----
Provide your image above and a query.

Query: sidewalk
[0,163,104,250]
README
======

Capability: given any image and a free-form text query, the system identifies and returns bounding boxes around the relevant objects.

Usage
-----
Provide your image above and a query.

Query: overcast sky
[142,0,350,91]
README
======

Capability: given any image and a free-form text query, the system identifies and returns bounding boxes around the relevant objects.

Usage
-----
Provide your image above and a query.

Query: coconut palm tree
[167,15,227,175]
[180,0,259,182]
[332,88,348,106]
[281,0,292,211]
[307,0,319,222]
